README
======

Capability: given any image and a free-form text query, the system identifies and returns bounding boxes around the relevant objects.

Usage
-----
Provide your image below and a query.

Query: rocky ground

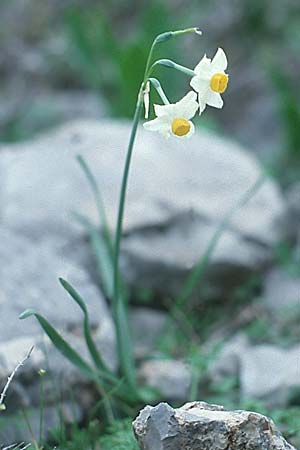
[133,401,296,450]
[1,0,300,447]
[0,120,300,445]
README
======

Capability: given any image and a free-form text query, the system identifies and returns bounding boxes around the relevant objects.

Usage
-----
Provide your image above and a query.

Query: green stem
[148,78,170,105]
[144,41,157,81]
[39,376,44,446]
[112,27,200,395]
[150,59,195,77]
[112,94,143,392]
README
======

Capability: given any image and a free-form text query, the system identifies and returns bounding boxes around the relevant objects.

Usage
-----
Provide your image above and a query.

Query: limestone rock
[130,307,168,359]
[284,182,300,239]
[210,333,249,381]
[240,344,300,407]
[210,334,300,407]
[133,401,296,450]
[0,226,117,443]
[138,360,192,401]
[262,268,300,312]
[0,120,286,302]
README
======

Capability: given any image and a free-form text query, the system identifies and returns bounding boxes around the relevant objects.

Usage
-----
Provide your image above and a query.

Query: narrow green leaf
[151,59,195,77]
[76,154,113,256]
[114,300,136,394]
[59,277,115,378]
[73,212,114,299]
[175,175,266,309]
[20,310,97,381]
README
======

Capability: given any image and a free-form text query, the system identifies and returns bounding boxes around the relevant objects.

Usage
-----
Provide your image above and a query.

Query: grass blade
[73,212,114,299]
[77,154,113,256]
[58,277,114,377]
[174,175,266,309]
[19,309,99,381]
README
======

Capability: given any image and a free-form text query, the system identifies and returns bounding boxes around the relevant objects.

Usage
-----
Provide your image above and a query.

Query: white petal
[154,103,175,118]
[143,117,168,131]
[173,91,199,119]
[161,129,171,139]
[198,93,207,114]
[210,48,227,72]
[194,54,212,76]
[206,91,224,109]
[143,116,171,138]
[190,75,208,95]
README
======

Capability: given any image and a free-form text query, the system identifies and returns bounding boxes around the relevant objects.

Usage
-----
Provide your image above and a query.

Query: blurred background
[1,0,300,448]
[1,0,300,183]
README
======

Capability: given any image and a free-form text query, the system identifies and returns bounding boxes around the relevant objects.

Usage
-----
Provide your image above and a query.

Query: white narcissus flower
[143,91,199,139]
[190,48,229,114]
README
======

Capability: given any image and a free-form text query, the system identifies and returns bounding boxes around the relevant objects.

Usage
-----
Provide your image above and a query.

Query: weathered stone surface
[210,334,300,407]
[0,120,286,301]
[0,119,288,442]
[138,360,192,401]
[240,344,300,407]
[0,225,116,444]
[210,333,248,381]
[284,182,300,239]
[133,401,296,450]
[130,307,168,359]
[262,268,300,312]
[0,227,116,366]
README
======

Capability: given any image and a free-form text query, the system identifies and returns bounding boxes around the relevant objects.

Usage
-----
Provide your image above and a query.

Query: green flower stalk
[112,27,204,393]
[19,26,230,414]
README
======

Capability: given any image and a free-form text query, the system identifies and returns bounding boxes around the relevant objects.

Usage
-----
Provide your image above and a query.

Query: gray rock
[0,120,286,302]
[285,182,300,239]
[240,344,300,407]
[263,268,300,312]
[210,333,249,382]
[133,401,295,450]
[0,227,116,366]
[138,360,192,401]
[0,226,116,442]
[130,307,168,359]
[210,334,300,407]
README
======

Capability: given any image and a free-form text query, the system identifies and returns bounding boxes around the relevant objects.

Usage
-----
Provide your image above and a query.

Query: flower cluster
[143,48,228,139]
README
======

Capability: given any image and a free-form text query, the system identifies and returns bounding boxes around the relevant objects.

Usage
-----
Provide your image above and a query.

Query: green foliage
[244,317,271,342]
[270,66,300,184]
[46,418,138,450]
[59,277,113,375]
[275,240,300,277]
[19,309,99,381]
[187,344,220,402]
[99,419,139,450]
[48,420,97,450]
[64,2,181,118]
[20,22,198,413]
